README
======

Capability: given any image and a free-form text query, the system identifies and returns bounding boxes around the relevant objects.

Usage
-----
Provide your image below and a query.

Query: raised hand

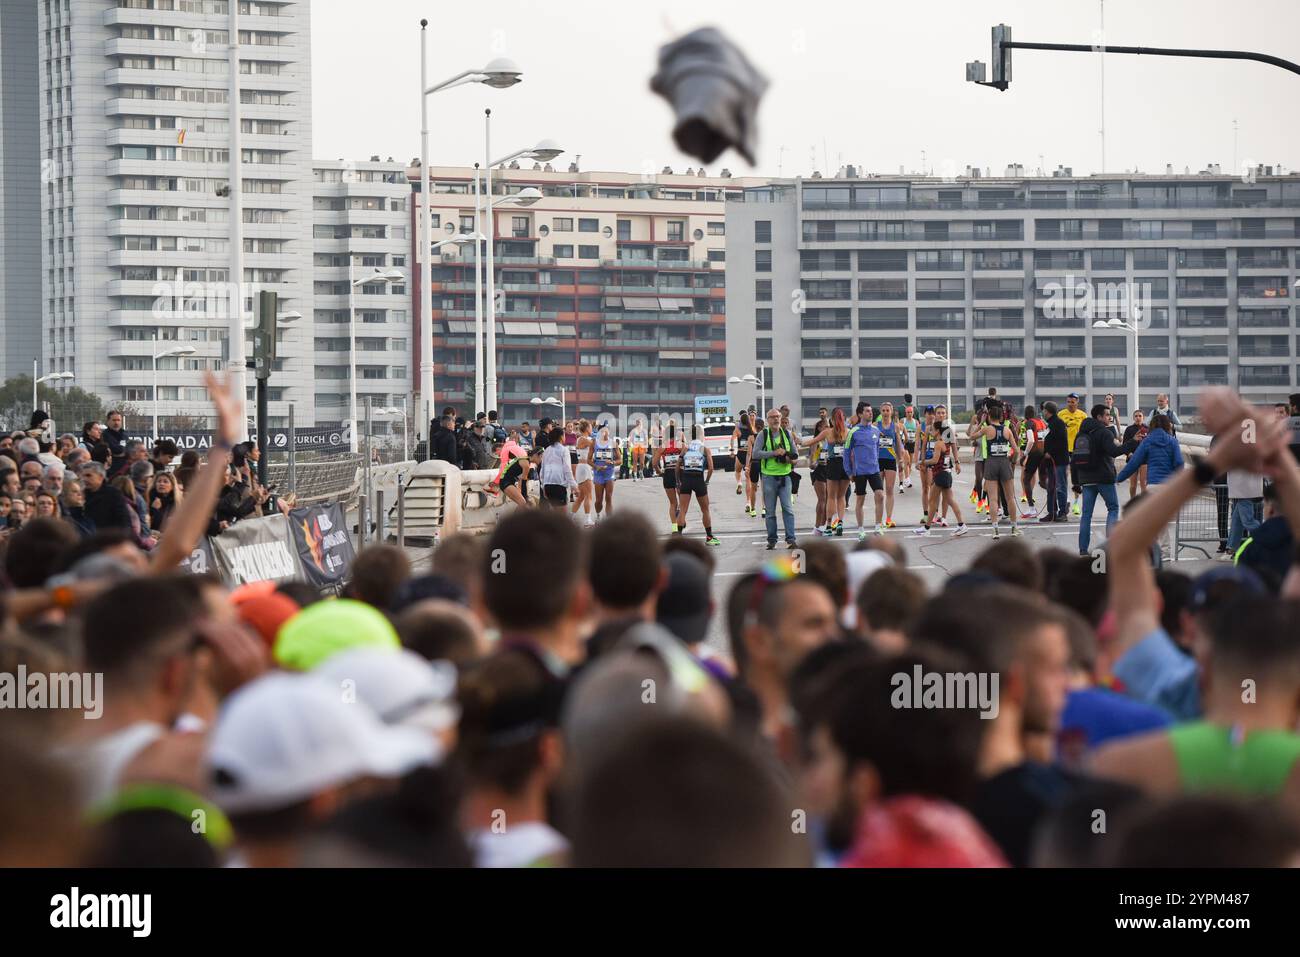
[203,369,241,447]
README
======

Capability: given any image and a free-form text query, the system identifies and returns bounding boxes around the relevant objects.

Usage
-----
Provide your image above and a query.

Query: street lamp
[910,341,952,421]
[728,366,767,419]
[1093,310,1141,418]
[32,359,74,411]
[152,339,197,441]
[419,22,523,448]
[530,389,565,425]
[473,178,545,415]
[483,119,565,413]
[350,265,405,453]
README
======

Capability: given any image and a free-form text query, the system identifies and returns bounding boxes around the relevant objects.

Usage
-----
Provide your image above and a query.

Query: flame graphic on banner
[301,515,325,573]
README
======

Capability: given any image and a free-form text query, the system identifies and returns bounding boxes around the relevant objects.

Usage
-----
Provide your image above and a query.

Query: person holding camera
[752,407,798,549]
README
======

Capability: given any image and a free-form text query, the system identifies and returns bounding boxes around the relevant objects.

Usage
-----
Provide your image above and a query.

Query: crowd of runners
[4,378,1300,868]
[451,386,1252,564]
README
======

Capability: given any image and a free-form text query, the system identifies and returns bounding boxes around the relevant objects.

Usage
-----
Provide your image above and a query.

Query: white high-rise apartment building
[1,0,42,382]
[40,0,314,429]
[311,158,413,438]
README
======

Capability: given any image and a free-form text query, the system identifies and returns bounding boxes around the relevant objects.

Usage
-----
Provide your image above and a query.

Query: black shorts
[826,459,848,483]
[904,440,915,455]
[662,471,678,490]
[933,470,953,490]
[854,473,884,495]
[878,457,898,473]
[678,471,709,498]
[749,461,760,483]
[543,484,569,506]
[736,450,749,466]
[1023,449,1045,481]
[500,468,522,490]
[812,463,828,482]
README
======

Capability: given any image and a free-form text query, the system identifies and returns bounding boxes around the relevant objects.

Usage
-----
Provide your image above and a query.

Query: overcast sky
[311,0,1300,179]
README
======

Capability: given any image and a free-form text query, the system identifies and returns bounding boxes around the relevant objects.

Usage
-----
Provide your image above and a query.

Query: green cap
[273,598,400,671]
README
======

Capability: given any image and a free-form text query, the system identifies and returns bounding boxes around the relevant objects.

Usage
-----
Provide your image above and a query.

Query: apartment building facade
[311,159,412,437]
[40,0,314,429]
[726,171,1300,425]
[413,166,767,426]
[1,0,43,381]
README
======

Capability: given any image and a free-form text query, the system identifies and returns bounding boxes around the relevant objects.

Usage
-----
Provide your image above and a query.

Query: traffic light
[253,290,278,379]
[990,24,1012,89]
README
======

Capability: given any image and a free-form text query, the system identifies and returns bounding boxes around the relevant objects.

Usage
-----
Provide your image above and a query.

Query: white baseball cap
[206,672,436,814]
[314,648,460,736]
[842,549,895,629]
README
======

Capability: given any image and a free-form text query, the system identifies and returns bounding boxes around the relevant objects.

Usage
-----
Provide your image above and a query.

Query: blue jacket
[1117,428,1183,486]
[845,423,881,476]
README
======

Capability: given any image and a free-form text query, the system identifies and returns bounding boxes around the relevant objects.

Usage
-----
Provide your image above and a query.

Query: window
[756,280,772,301]
[756,338,772,360]
[578,245,599,260]
[665,221,684,241]
[511,216,529,237]
[859,338,909,360]
[553,244,574,259]
[708,221,725,236]
[916,251,964,271]
[858,279,907,301]
[1133,248,1169,270]
[1091,249,1125,271]
[578,218,598,232]
[755,250,772,272]
[802,339,851,359]
[1093,366,1128,387]
[553,217,573,232]
[756,309,772,331]
[802,250,851,271]
[860,367,910,390]
[916,279,965,300]
[858,250,907,271]
[858,308,908,330]
[973,338,1023,359]
[1178,335,1228,358]
[1240,365,1289,387]
[755,221,771,243]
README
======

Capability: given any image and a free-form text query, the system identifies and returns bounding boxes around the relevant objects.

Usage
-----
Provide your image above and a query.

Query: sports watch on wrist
[1190,455,1216,486]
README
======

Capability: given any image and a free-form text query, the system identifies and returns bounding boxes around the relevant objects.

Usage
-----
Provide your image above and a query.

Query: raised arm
[151,371,236,572]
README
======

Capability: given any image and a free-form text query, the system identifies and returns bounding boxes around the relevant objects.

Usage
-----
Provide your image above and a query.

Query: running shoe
[884,518,897,529]
[786,540,799,550]
[912,526,931,537]
[670,523,678,533]
[898,484,906,494]
[706,536,721,546]
[765,541,776,550]
[834,522,844,537]
[736,484,742,494]
[1072,500,1082,516]
[952,524,969,537]
[761,508,767,518]
[874,525,885,537]
[1011,526,1023,537]
[814,525,824,536]
[934,517,949,528]
[1019,507,1036,519]
[857,528,868,542]
[991,524,1000,539]
[904,479,913,489]
[1019,494,1027,504]
[969,490,978,504]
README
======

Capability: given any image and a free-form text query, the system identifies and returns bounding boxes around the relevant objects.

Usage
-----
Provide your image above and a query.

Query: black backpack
[1070,427,1096,469]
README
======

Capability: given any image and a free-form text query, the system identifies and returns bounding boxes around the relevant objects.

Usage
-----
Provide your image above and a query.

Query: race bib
[881,435,894,450]
[595,449,613,463]
[1036,427,1048,440]
[683,450,705,470]
[832,444,845,456]
[989,440,1010,456]
[663,454,679,467]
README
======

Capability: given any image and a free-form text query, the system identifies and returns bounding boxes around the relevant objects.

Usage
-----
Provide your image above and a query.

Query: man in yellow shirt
[1057,392,1088,516]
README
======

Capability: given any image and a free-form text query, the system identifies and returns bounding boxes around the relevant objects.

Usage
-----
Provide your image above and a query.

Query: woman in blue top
[590,425,618,520]
[1117,414,1184,487]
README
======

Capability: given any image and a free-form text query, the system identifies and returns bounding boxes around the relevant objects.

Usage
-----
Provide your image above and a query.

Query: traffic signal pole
[968,23,1300,92]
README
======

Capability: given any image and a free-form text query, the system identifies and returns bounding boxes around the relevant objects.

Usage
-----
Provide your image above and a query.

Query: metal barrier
[379,460,510,546]
[266,455,361,507]
[1172,481,1228,560]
